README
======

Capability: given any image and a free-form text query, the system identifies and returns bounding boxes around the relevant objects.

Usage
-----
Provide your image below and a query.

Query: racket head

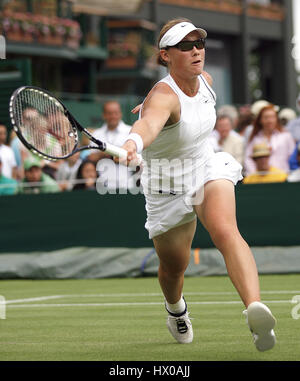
[9,86,79,161]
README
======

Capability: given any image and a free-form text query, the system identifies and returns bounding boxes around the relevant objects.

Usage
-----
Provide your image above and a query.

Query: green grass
[0,274,300,361]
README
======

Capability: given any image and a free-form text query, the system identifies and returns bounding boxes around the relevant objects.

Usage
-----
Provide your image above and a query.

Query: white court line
[5,295,67,304]
[5,290,300,304]
[6,300,293,308]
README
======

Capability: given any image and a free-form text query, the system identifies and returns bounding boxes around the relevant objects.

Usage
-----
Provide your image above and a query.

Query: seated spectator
[0,124,17,179]
[241,100,279,146]
[42,160,61,180]
[243,143,287,184]
[217,104,239,129]
[251,100,274,117]
[285,94,300,142]
[88,101,137,191]
[287,142,300,182]
[55,152,82,191]
[9,130,23,179]
[0,158,18,195]
[244,105,295,175]
[73,160,97,191]
[278,108,297,127]
[288,141,300,170]
[209,115,245,165]
[9,129,36,180]
[238,104,252,117]
[19,156,61,194]
[236,110,254,139]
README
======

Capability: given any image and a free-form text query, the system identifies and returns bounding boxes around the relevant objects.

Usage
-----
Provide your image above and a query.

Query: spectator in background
[238,104,252,118]
[289,141,300,171]
[88,101,131,162]
[236,112,254,139]
[42,160,61,180]
[88,101,138,192]
[244,105,295,175]
[283,101,300,172]
[287,142,300,182]
[72,159,97,191]
[0,158,18,195]
[250,100,273,118]
[243,143,287,184]
[9,130,23,179]
[217,104,239,129]
[55,152,82,191]
[278,108,297,127]
[0,124,17,179]
[19,156,60,194]
[241,100,279,146]
[285,94,300,142]
[209,115,245,165]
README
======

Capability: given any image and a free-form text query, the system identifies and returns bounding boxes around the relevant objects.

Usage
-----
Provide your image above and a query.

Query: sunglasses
[167,39,206,52]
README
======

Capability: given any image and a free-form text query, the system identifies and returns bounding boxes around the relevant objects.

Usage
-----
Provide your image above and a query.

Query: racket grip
[105,143,142,168]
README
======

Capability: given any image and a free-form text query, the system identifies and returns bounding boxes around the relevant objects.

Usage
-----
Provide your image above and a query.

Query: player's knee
[159,262,188,279]
[209,224,239,250]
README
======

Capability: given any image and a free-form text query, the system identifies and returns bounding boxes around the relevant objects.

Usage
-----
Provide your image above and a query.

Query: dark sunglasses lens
[197,40,205,49]
[180,42,193,51]
[179,40,205,51]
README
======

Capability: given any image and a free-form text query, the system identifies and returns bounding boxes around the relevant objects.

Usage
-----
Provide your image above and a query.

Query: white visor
[159,22,207,49]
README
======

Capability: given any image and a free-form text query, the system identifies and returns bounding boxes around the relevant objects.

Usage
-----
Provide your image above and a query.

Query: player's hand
[114,140,140,167]
[131,104,142,114]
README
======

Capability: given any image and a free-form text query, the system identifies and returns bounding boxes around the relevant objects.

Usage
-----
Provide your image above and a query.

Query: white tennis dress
[141,74,243,239]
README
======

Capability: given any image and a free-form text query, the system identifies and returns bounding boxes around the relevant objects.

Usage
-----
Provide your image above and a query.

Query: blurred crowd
[0,100,141,196]
[210,95,300,184]
[1,95,300,196]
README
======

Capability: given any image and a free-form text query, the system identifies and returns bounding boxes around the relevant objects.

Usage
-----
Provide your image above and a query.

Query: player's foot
[166,303,193,344]
[243,301,276,352]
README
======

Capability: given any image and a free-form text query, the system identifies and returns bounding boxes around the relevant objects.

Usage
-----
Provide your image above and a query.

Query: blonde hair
[157,18,192,67]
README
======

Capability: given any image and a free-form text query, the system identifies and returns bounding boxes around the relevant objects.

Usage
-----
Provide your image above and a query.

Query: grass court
[0,274,300,361]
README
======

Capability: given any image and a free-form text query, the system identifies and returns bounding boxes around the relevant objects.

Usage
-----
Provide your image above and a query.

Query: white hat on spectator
[251,100,279,116]
[278,108,297,122]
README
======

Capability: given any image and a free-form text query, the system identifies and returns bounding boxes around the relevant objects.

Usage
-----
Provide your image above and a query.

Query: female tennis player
[122,18,276,351]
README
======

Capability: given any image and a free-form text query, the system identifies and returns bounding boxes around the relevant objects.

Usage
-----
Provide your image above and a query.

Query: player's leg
[153,220,197,343]
[194,179,259,306]
[153,219,196,305]
[194,179,276,351]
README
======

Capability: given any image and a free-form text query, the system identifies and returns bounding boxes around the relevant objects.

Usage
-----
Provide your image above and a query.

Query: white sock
[166,296,186,315]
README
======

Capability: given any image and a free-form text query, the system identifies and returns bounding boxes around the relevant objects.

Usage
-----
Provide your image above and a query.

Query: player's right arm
[122,83,179,163]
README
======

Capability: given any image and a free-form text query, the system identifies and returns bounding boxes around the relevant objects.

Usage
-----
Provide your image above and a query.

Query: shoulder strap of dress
[200,74,217,102]
[139,75,181,119]
[159,74,182,98]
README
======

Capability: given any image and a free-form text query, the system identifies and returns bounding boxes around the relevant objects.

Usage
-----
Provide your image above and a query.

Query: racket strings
[14,89,77,159]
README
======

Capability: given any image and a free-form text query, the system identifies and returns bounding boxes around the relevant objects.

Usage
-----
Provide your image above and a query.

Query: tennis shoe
[166,311,193,344]
[243,301,276,352]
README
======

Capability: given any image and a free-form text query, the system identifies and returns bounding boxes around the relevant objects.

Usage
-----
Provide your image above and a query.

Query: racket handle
[105,143,142,168]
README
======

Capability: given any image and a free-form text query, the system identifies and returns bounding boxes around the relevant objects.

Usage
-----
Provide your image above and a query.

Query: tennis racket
[9,86,142,167]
